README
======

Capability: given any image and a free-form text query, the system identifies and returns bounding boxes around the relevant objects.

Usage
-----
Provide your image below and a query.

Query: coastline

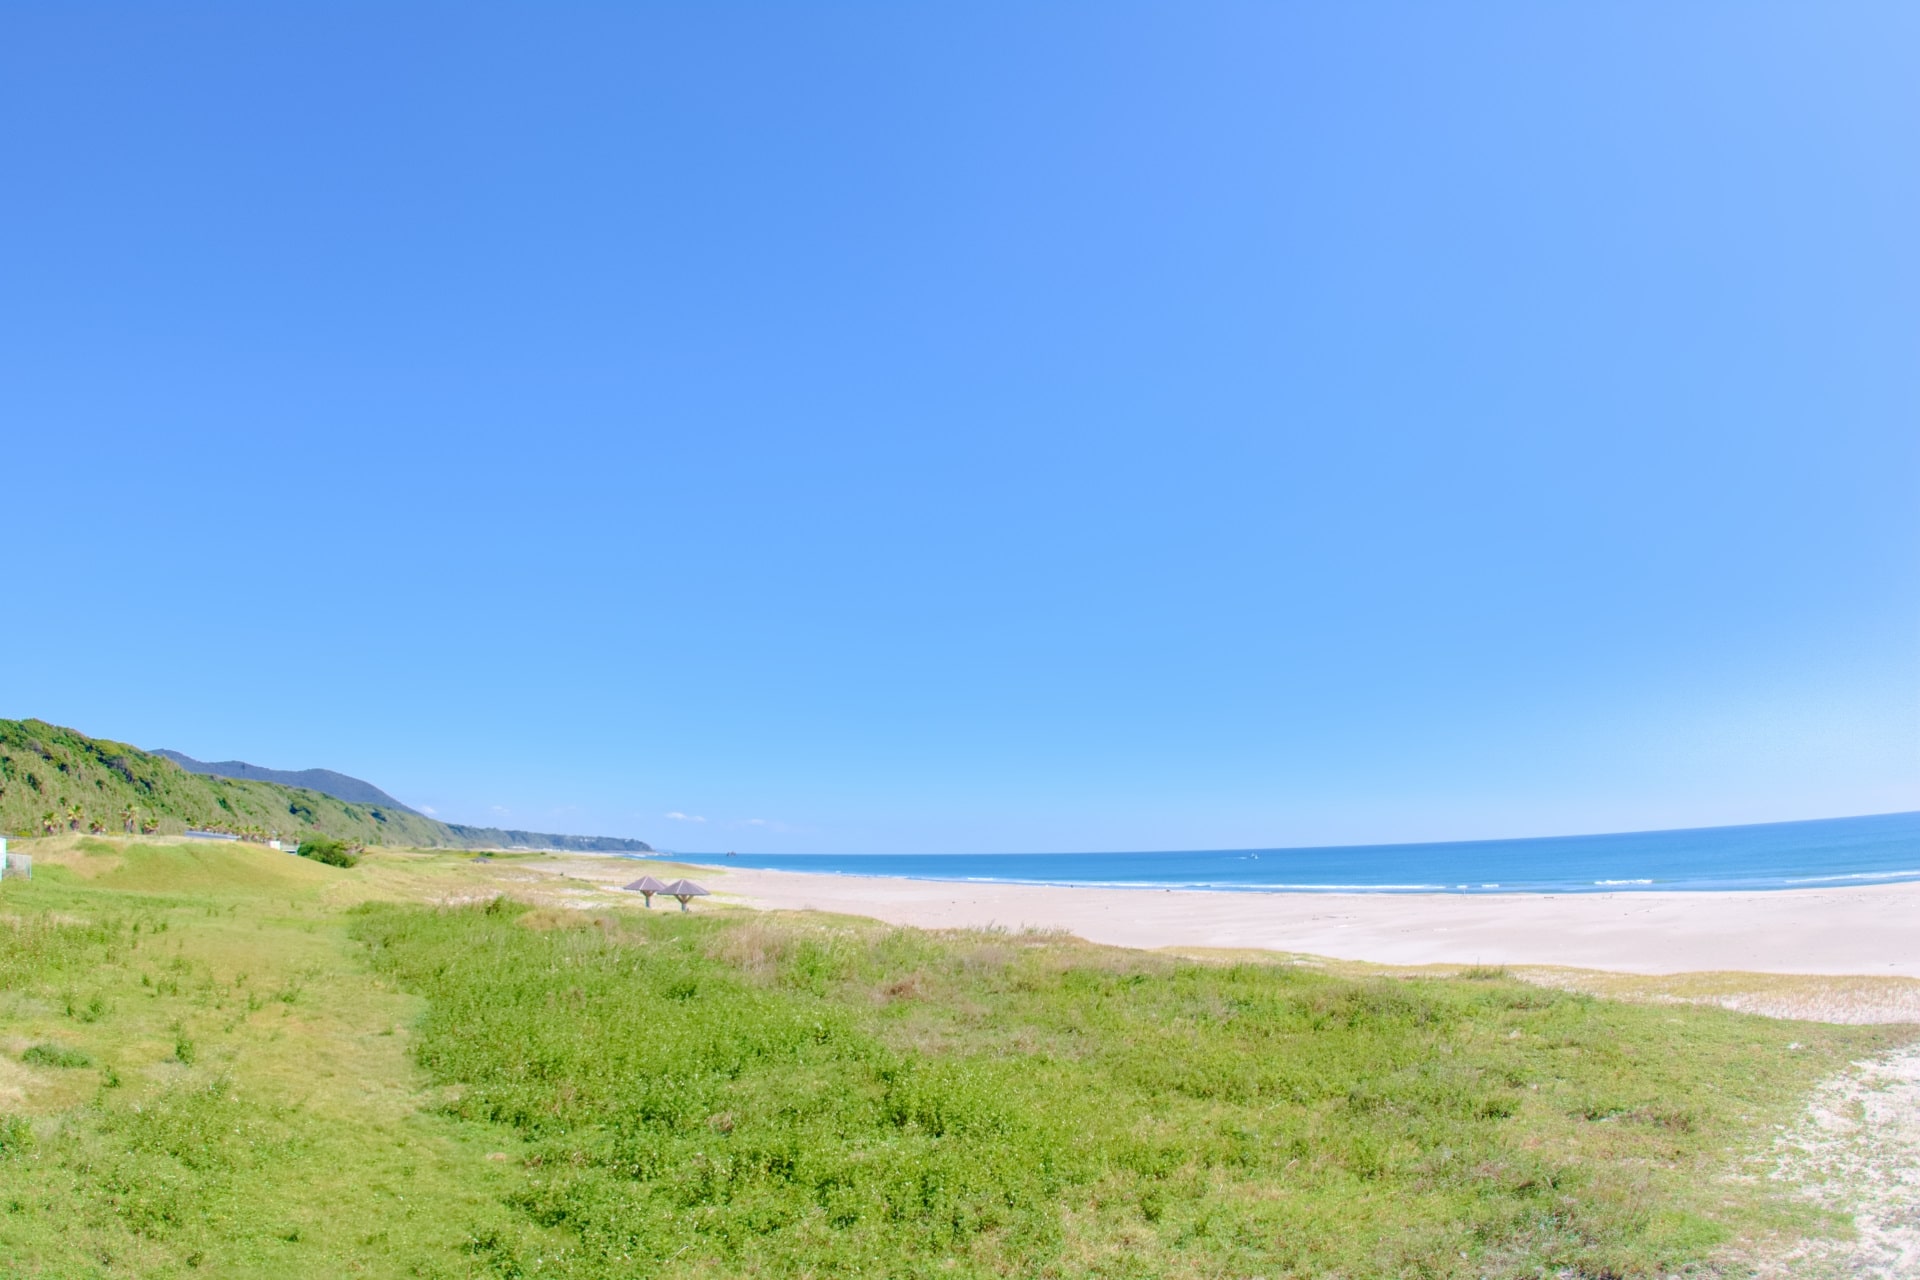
[671,862,1920,979]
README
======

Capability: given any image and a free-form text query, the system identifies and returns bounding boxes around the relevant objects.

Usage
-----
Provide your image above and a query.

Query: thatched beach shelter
[661,878,709,912]
[625,874,671,908]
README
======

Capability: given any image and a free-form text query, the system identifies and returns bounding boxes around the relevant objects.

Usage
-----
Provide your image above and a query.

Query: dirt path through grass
[0,842,550,1277]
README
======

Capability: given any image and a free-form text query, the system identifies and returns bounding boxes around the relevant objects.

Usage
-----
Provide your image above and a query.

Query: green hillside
[0,719,454,846]
[0,719,654,851]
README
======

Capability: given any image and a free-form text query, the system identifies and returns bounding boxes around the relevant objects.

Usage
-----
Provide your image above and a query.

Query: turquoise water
[651,811,1920,894]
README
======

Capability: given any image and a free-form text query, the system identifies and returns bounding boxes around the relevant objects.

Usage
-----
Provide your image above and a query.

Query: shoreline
[652,864,1920,896]
[663,862,1920,979]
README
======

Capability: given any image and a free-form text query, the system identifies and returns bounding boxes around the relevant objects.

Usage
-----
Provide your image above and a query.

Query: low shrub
[21,1042,93,1068]
[296,835,360,868]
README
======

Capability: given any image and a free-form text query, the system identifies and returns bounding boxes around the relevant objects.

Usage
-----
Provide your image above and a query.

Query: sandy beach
[668,864,1920,979]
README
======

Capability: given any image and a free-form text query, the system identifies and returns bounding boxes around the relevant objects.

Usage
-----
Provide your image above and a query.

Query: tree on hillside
[66,804,84,832]
[40,811,56,835]
[140,814,159,835]
[87,817,105,834]
[121,805,137,834]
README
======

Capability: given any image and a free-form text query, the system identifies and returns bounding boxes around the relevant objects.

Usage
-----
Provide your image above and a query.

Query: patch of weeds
[348,903,1897,1279]
[0,1114,32,1156]
[22,1042,94,1068]
[73,992,108,1021]
[463,1225,528,1273]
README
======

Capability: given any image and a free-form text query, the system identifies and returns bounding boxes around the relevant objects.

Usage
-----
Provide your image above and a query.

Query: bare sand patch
[1761,1043,1920,1278]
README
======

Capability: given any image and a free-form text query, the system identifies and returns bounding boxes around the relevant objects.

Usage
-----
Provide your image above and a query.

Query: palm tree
[66,804,84,832]
[122,805,137,834]
[140,815,159,835]
[87,817,105,835]
[40,811,57,835]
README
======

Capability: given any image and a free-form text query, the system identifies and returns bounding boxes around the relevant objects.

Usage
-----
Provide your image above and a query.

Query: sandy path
[1765,1044,1920,1278]
[674,865,1920,978]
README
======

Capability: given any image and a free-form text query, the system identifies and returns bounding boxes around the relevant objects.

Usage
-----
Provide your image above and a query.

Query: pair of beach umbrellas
[624,875,710,911]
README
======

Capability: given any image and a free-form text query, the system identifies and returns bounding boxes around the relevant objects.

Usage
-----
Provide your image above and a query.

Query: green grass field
[0,837,1909,1277]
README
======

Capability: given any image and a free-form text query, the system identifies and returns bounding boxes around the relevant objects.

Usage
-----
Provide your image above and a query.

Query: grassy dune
[0,837,1911,1277]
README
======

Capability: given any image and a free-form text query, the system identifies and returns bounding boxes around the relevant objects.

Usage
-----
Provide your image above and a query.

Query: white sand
[681,865,1920,978]
[1767,1043,1920,1277]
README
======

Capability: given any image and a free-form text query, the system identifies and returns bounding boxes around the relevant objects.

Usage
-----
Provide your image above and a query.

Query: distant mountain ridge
[154,750,420,813]
[151,747,652,853]
[440,824,655,854]
[0,719,649,853]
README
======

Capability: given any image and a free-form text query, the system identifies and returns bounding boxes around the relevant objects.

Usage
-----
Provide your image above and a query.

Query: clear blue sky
[3,4,1914,853]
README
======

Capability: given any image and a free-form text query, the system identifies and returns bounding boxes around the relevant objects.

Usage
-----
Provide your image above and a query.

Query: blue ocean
[654,811,1920,894]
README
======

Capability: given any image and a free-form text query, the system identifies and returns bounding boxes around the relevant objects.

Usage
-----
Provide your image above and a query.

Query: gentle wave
[1775,868,1920,886]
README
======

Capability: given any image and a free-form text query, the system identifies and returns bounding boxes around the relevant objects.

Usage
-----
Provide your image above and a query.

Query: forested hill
[0,720,650,852]
[0,720,445,845]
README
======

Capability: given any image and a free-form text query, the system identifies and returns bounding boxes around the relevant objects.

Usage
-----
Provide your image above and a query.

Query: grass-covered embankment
[0,835,1910,1277]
